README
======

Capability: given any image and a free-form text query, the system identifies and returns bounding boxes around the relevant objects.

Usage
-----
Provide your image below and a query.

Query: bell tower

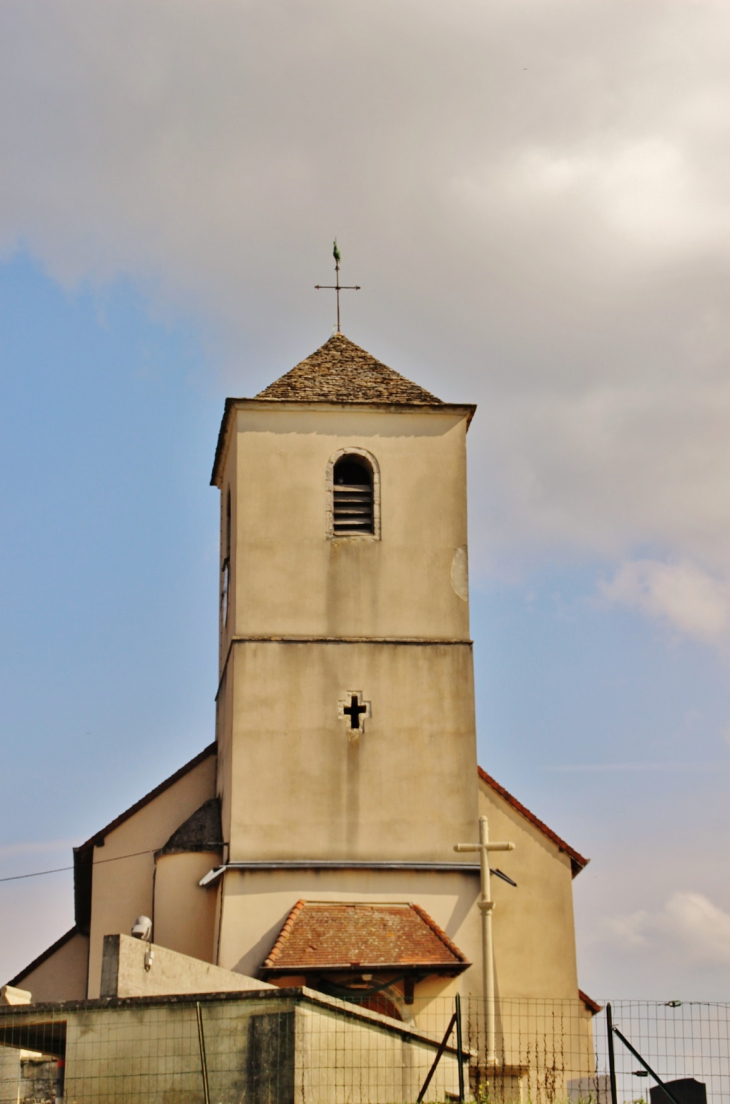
[211,333,479,868]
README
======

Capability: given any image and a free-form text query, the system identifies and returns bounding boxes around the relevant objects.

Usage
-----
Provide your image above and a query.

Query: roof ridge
[409,903,469,963]
[7,926,79,988]
[579,989,602,1014]
[74,743,217,856]
[478,765,588,876]
[264,899,307,968]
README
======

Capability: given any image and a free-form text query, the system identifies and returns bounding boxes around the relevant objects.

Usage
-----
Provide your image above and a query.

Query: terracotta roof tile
[262,901,469,974]
[256,333,442,405]
[579,989,602,1014]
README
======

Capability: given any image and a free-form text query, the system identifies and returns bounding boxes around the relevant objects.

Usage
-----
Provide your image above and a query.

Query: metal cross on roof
[315,240,360,334]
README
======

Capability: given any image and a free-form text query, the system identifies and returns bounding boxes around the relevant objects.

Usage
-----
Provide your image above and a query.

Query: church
[8,332,595,1031]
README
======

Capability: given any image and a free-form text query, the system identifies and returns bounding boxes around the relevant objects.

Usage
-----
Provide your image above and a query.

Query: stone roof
[256,333,442,405]
[156,798,223,857]
[261,901,469,974]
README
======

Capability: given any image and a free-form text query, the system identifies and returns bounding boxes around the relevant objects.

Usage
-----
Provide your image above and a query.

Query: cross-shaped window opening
[338,691,371,736]
[343,695,368,730]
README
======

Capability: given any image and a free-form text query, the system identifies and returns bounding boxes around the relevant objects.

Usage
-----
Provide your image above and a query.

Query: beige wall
[216,660,234,857]
[210,391,583,1012]
[218,423,238,671]
[15,931,89,1003]
[218,403,472,644]
[86,753,216,998]
[215,779,582,1007]
[100,933,273,998]
[479,778,580,999]
[224,640,478,861]
[154,852,220,963]
[42,991,463,1104]
[215,866,482,998]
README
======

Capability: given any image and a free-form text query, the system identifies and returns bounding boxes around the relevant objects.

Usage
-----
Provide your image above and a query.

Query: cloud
[601,560,730,642]
[2,0,730,591]
[608,892,730,968]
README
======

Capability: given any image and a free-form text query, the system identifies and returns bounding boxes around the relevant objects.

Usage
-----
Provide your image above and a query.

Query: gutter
[199,860,481,887]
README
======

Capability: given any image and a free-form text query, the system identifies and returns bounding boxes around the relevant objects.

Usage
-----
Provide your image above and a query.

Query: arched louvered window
[331,453,375,536]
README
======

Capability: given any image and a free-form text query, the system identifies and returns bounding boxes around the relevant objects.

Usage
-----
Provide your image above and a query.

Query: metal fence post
[195,1001,211,1104]
[607,1002,618,1104]
[455,994,465,1104]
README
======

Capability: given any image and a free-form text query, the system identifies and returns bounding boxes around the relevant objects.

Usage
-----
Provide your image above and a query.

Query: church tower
[10,329,589,1022]
[210,333,482,985]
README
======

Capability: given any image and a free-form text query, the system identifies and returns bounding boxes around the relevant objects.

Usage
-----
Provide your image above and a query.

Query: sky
[2,0,730,1000]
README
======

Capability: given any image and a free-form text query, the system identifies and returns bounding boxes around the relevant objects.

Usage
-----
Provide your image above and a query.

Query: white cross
[455,815,515,1065]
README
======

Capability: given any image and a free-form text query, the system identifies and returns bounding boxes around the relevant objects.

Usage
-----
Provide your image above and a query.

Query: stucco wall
[216,657,234,858]
[224,403,471,643]
[14,931,89,1004]
[215,779,582,1008]
[479,778,580,999]
[86,753,216,998]
[218,424,238,671]
[154,851,220,963]
[216,867,482,1002]
[224,640,478,861]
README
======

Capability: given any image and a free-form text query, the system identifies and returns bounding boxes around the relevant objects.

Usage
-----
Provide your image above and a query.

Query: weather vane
[315,240,360,334]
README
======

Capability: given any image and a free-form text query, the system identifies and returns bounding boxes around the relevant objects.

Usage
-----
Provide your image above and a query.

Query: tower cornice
[211,397,476,486]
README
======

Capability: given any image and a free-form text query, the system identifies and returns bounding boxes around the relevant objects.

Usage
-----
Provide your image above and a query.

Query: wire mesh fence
[0,990,728,1103]
[600,1001,730,1104]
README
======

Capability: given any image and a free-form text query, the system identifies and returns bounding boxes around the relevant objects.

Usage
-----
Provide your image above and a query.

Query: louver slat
[333,483,374,534]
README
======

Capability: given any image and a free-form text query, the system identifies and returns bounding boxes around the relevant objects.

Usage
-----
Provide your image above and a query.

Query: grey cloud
[2,0,730,591]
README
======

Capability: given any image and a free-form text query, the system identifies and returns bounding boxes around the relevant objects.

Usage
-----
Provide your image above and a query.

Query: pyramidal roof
[256,333,442,405]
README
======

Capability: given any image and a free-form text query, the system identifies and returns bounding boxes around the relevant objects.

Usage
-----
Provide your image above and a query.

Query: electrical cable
[0,847,159,883]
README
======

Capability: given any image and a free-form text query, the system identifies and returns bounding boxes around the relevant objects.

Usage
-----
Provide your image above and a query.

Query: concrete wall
[86,753,216,998]
[0,1045,19,1104]
[100,934,274,998]
[0,991,464,1104]
[479,777,580,1000]
[0,991,596,1104]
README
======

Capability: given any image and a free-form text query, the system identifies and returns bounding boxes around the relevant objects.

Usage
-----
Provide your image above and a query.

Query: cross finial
[315,239,361,334]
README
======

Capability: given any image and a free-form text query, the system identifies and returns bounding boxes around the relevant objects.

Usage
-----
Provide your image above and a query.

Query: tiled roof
[478,766,588,877]
[579,990,602,1014]
[256,333,442,405]
[262,901,469,974]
